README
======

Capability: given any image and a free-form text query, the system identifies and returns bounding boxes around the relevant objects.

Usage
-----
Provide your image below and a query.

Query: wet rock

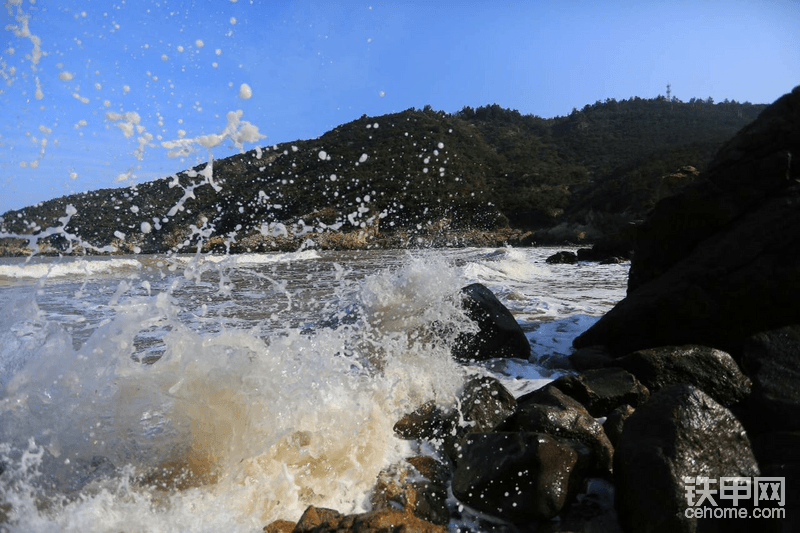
[539,478,622,533]
[497,385,614,475]
[370,457,450,526]
[614,385,760,533]
[458,376,518,432]
[452,283,531,362]
[262,520,295,533]
[546,250,578,264]
[393,401,452,442]
[443,376,517,459]
[603,404,635,449]
[292,506,344,531]
[550,367,650,417]
[337,508,446,532]
[611,345,751,407]
[394,376,516,462]
[452,431,588,523]
[741,325,800,432]
[738,325,800,525]
[573,87,800,356]
[291,505,446,532]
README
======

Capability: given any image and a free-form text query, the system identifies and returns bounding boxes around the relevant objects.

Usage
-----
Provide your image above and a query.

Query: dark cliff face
[1,98,767,254]
[574,85,800,356]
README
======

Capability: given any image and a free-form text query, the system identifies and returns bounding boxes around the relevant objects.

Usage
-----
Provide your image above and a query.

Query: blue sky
[1,0,799,214]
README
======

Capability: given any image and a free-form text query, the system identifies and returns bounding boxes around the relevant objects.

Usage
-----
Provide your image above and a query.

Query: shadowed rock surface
[550,367,650,417]
[610,345,751,407]
[497,385,614,475]
[614,385,759,533]
[603,404,635,449]
[574,86,800,356]
[452,432,588,523]
[740,325,800,432]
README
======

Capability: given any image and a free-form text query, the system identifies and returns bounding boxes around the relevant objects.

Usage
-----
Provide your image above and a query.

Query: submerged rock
[614,385,759,533]
[545,250,578,264]
[452,283,530,362]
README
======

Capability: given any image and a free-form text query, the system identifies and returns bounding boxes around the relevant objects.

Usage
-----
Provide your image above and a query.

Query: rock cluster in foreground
[264,86,800,532]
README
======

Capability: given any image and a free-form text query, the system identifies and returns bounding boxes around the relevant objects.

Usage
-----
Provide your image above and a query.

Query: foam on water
[174,250,321,265]
[0,258,142,280]
[0,253,475,532]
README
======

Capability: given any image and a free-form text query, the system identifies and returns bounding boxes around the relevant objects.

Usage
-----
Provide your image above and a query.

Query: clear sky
[2,0,799,214]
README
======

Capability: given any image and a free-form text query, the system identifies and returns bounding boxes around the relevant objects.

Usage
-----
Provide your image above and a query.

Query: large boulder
[610,345,751,407]
[614,385,760,533]
[574,86,800,356]
[497,385,614,475]
[452,283,531,362]
[452,431,589,523]
[740,325,800,432]
[550,367,650,418]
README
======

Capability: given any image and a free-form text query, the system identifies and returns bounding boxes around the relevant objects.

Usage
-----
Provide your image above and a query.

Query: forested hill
[0,96,768,254]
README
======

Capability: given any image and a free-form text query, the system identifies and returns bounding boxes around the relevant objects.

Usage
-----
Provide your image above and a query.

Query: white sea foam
[0,258,142,279]
[174,250,321,265]
[0,251,488,532]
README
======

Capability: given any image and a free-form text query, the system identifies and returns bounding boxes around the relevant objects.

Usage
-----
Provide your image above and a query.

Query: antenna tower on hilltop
[666,83,672,101]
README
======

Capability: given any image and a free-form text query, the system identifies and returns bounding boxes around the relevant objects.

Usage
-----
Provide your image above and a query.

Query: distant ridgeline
[0,97,767,255]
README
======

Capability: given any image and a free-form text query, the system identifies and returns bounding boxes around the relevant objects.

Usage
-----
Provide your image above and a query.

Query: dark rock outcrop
[550,367,650,418]
[610,345,751,407]
[497,385,614,475]
[654,165,700,201]
[603,404,635,449]
[570,345,616,371]
[573,86,800,356]
[740,325,800,432]
[546,250,578,264]
[539,478,621,533]
[452,283,531,362]
[614,385,759,533]
[452,431,588,523]
[628,87,800,293]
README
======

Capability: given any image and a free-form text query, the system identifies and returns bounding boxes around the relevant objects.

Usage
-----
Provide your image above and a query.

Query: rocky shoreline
[262,86,800,532]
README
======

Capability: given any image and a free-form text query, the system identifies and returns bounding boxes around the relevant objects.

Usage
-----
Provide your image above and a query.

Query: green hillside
[0,96,767,255]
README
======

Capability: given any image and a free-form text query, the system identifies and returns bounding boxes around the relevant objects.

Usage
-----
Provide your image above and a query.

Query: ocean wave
[0,258,143,279]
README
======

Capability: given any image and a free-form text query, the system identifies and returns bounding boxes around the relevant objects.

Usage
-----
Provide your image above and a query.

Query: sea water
[0,247,627,532]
